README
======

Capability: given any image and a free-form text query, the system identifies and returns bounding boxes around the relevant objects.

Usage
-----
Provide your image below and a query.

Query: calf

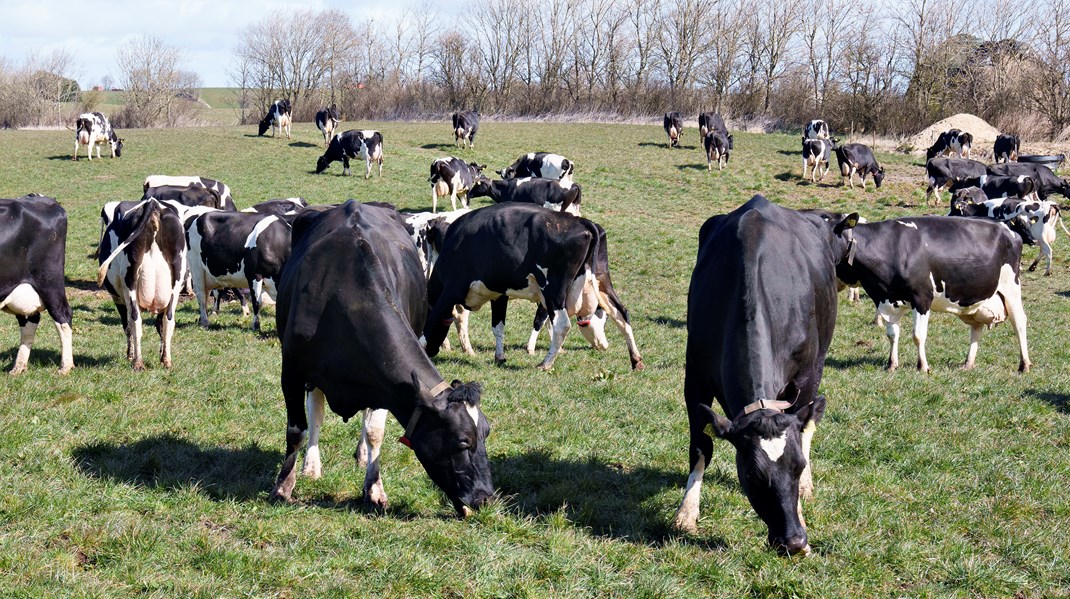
[315,104,340,147]
[801,138,833,182]
[271,200,493,516]
[498,152,574,184]
[97,199,187,370]
[0,195,73,375]
[836,216,1030,372]
[258,99,292,138]
[993,134,1020,163]
[673,195,856,555]
[242,198,308,217]
[664,112,683,148]
[73,112,123,160]
[452,110,480,148]
[143,175,234,210]
[804,119,830,140]
[315,129,384,179]
[429,157,489,212]
[987,162,1070,199]
[926,128,973,160]
[468,177,582,216]
[925,157,988,206]
[144,185,234,211]
[835,143,885,189]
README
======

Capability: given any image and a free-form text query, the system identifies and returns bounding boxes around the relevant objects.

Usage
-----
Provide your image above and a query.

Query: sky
[1,0,461,88]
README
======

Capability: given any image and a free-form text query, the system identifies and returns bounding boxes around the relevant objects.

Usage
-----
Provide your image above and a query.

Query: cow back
[0,196,68,301]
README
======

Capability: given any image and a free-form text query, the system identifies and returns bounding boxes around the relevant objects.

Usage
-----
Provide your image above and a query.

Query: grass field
[1,120,1069,597]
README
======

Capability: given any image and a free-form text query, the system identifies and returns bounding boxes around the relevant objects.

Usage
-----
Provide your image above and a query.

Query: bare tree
[116,35,189,127]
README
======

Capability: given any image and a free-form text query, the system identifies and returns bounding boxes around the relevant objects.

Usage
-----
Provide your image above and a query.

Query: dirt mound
[906,113,1002,154]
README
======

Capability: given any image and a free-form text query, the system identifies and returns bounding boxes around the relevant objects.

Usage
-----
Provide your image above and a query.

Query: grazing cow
[949,175,1039,202]
[925,157,988,206]
[144,185,234,211]
[834,143,885,189]
[315,104,340,147]
[429,157,488,213]
[664,112,683,148]
[993,134,1020,163]
[949,194,1067,275]
[468,177,583,216]
[404,208,472,277]
[143,175,234,210]
[498,152,575,184]
[926,128,973,160]
[804,119,830,140]
[422,203,610,370]
[315,129,384,179]
[836,216,1030,372]
[801,138,833,182]
[704,129,732,171]
[242,198,308,217]
[186,211,293,331]
[72,112,123,161]
[452,111,480,148]
[987,162,1070,199]
[270,200,494,516]
[673,195,856,556]
[97,199,187,370]
[0,195,73,375]
[258,99,292,138]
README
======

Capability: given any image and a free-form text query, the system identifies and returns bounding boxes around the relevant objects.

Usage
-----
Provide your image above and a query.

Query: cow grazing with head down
[498,152,574,184]
[97,199,188,370]
[925,157,988,206]
[664,112,683,148]
[993,134,1020,163]
[73,112,123,160]
[468,176,583,216]
[0,195,73,375]
[834,143,884,189]
[315,129,384,179]
[258,99,292,138]
[801,138,833,182]
[143,175,233,210]
[452,111,480,148]
[926,128,973,160]
[987,162,1070,199]
[948,175,1039,202]
[673,195,856,556]
[429,157,488,213]
[270,200,494,516]
[315,104,340,147]
[804,119,830,140]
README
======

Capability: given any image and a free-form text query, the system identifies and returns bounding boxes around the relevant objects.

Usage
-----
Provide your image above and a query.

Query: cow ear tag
[703,423,715,438]
[847,215,858,228]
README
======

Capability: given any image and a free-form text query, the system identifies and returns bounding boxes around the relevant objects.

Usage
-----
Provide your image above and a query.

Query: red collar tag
[577,318,591,327]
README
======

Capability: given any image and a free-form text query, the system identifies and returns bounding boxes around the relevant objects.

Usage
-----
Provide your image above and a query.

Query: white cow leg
[10,317,39,375]
[431,187,439,214]
[673,457,706,533]
[130,305,145,371]
[912,310,931,372]
[884,314,901,372]
[361,408,389,510]
[964,323,984,370]
[355,408,371,468]
[302,388,326,478]
[1001,274,1031,372]
[799,419,817,500]
[450,192,458,212]
[455,307,475,355]
[539,308,571,370]
[491,297,508,364]
[158,310,176,369]
[55,321,73,375]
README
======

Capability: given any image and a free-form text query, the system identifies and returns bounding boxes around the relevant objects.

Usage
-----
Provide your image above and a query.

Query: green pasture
[0,120,1068,597]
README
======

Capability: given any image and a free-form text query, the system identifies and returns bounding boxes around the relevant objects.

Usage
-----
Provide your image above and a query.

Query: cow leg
[377,157,383,178]
[964,323,984,370]
[10,315,39,375]
[450,191,458,212]
[455,306,475,355]
[53,321,74,375]
[490,296,509,364]
[128,302,145,371]
[301,388,326,478]
[342,155,351,176]
[250,278,264,332]
[539,307,571,370]
[912,310,931,373]
[365,157,372,180]
[271,370,310,503]
[802,157,808,180]
[527,305,550,355]
[799,418,818,500]
[998,267,1031,372]
[878,302,908,371]
[193,268,212,328]
[599,292,644,370]
[431,186,439,214]
[673,401,714,533]
[360,408,389,511]
[460,191,469,209]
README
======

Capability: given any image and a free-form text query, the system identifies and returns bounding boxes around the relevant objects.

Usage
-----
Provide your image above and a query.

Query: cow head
[258,116,272,136]
[950,189,987,215]
[315,154,331,174]
[469,162,490,184]
[497,166,516,179]
[576,307,610,350]
[1006,213,1039,246]
[406,378,494,516]
[872,166,885,188]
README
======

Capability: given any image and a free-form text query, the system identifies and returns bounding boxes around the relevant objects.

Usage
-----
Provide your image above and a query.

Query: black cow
[429,157,488,213]
[673,195,855,556]
[948,175,1038,202]
[498,152,575,183]
[452,111,480,148]
[144,175,234,210]
[836,216,1030,372]
[704,129,732,171]
[804,119,830,140]
[926,128,973,160]
[468,177,583,216]
[73,112,123,160]
[925,157,988,206]
[258,99,292,138]
[270,200,493,516]
[315,129,384,179]
[97,199,187,370]
[144,185,235,211]
[698,112,728,139]
[664,112,683,148]
[243,198,308,217]
[315,104,340,147]
[987,162,1070,199]
[801,138,833,182]
[0,195,73,374]
[993,134,1020,163]
[834,143,884,189]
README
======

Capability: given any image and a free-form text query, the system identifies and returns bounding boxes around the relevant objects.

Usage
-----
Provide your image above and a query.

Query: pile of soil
[906,113,1002,154]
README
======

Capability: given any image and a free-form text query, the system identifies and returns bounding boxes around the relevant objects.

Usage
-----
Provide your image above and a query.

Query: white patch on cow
[492,320,506,362]
[245,215,280,249]
[566,267,599,317]
[464,275,546,308]
[536,264,549,280]
[514,177,533,188]
[136,240,176,312]
[928,272,1006,323]
[0,283,44,316]
[302,388,326,478]
[759,432,788,462]
[465,403,480,428]
[897,221,918,229]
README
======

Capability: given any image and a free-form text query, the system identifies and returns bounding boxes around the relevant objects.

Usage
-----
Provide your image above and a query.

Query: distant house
[92,85,104,92]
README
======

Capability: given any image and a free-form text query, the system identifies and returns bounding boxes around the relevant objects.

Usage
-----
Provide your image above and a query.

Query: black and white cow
[949,194,1068,275]
[144,185,234,211]
[186,211,293,331]
[926,128,973,160]
[673,195,856,556]
[948,175,1039,202]
[987,162,1070,199]
[97,199,187,370]
[698,112,725,139]
[423,202,610,370]
[993,134,1020,164]
[429,157,488,213]
[498,152,575,184]
[468,177,583,216]
[834,143,884,189]
[664,112,683,148]
[258,99,292,138]
[143,175,234,210]
[315,104,340,147]
[801,138,833,182]
[404,208,472,277]
[452,111,480,149]
[0,195,73,375]
[804,119,830,140]
[315,129,384,179]
[704,129,732,171]
[73,112,123,160]
[270,200,494,516]
[925,157,988,206]
[242,198,308,217]
[836,216,1030,372]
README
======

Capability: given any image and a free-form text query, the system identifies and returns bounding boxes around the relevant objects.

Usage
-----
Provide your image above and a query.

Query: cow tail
[1056,206,1070,238]
[562,185,581,214]
[96,200,160,287]
[579,219,601,279]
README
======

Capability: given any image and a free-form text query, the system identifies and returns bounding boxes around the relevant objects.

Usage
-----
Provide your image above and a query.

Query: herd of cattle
[3,106,1068,556]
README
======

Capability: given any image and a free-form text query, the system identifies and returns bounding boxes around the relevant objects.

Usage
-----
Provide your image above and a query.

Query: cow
[186,210,293,331]
[242,198,308,217]
[926,128,973,160]
[468,177,583,216]
[315,129,384,179]
[948,175,1039,202]
[404,208,472,278]
[0,195,73,375]
[925,157,988,206]
[452,111,480,148]
[429,157,488,213]
[801,138,833,182]
[673,195,857,556]
[144,185,235,211]
[143,176,233,209]
[498,152,575,184]
[993,134,1020,163]
[270,200,494,517]
[96,198,188,370]
[704,130,732,171]
[949,194,1068,275]
[698,112,730,139]
[664,112,683,148]
[72,112,123,161]
[987,162,1070,199]
[834,143,885,189]
[315,104,340,147]
[258,99,292,138]
[804,119,830,140]
[422,202,612,371]
[835,216,1030,372]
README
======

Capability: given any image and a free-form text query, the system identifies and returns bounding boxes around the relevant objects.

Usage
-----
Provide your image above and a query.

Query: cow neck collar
[740,398,796,416]
[398,380,452,449]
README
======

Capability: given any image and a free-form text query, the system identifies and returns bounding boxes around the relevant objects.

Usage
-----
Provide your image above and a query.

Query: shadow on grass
[420,143,457,150]
[65,277,102,293]
[646,315,686,329]
[48,155,77,161]
[289,141,317,148]
[825,355,886,369]
[676,164,710,171]
[1057,290,1070,299]
[0,347,117,370]
[1023,389,1070,414]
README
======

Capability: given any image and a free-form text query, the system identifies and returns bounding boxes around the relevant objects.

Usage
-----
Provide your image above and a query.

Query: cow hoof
[364,490,389,513]
[632,360,645,371]
[57,366,73,376]
[885,363,897,373]
[162,359,173,369]
[494,357,507,366]
[672,514,698,535]
[1019,361,1031,374]
[9,367,26,376]
[268,489,294,504]
[1028,264,1037,272]
[132,360,146,371]
[537,362,554,372]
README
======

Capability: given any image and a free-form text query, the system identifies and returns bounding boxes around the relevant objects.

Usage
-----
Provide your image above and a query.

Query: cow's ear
[796,395,827,428]
[698,403,733,440]
[834,212,859,235]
